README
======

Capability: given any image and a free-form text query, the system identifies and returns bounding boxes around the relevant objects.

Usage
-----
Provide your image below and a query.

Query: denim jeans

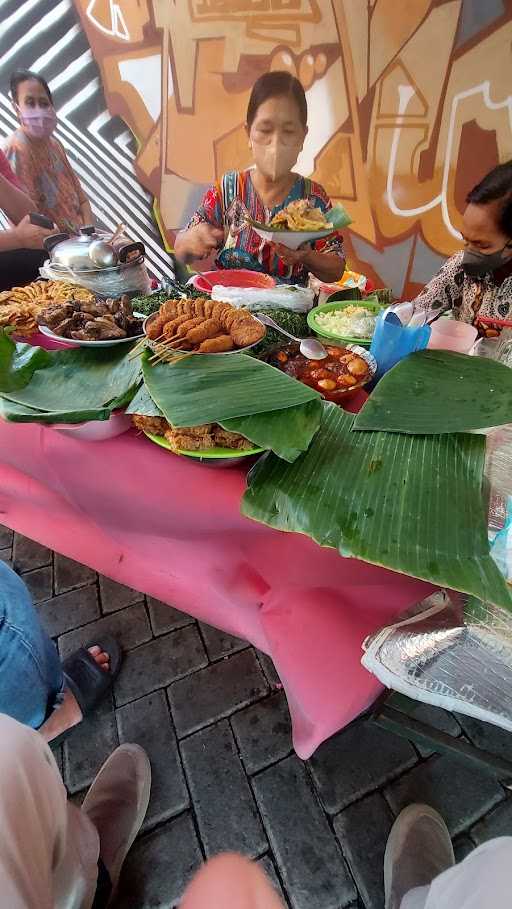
[0,561,63,728]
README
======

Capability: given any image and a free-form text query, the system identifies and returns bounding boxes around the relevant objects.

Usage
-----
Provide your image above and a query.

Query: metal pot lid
[44,255,145,276]
[43,227,145,272]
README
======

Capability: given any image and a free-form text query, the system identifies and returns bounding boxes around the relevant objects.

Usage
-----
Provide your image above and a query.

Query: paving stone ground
[3,528,512,908]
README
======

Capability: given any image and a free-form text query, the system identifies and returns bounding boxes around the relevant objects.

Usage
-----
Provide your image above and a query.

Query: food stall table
[0,421,434,758]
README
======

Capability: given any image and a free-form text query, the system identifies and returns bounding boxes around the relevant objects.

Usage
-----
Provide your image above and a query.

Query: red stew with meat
[268,344,371,402]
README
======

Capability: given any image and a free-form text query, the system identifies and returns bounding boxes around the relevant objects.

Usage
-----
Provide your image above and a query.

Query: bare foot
[39,644,113,744]
[87,644,110,672]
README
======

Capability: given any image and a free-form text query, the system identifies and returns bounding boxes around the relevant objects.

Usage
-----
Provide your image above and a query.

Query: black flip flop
[62,633,123,717]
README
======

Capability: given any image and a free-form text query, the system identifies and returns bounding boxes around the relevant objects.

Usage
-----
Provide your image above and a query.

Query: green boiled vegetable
[354,349,512,434]
[242,402,512,610]
[250,308,309,358]
[142,350,319,426]
[131,291,170,317]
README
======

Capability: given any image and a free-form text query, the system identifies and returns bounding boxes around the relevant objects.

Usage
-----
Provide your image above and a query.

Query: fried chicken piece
[131,414,169,435]
[117,294,133,317]
[198,334,234,353]
[126,316,143,336]
[229,313,265,347]
[203,300,215,318]
[84,318,126,339]
[77,300,110,317]
[37,303,75,328]
[186,319,221,344]
[52,316,81,337]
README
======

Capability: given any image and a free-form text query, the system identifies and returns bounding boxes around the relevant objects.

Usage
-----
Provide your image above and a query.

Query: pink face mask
[18,108,57,139]
[251,139,302,182]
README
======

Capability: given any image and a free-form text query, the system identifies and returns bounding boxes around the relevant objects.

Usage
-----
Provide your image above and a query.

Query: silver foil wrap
[362,592,512,732]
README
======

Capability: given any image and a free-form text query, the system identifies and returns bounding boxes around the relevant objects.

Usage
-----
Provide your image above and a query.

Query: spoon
[257,312,328,359]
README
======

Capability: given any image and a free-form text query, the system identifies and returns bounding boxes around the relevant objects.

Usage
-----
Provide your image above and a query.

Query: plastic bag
[370,309,431,380]
[210,284,314,312]
[491,497,512,581]
[40,260,151,298]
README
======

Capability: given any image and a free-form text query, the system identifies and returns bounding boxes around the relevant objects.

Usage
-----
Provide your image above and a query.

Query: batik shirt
[186,169,345,285]
[413,250,512,337]
[4,128,87,234]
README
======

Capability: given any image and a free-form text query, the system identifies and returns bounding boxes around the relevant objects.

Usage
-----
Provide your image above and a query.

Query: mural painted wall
[2,1,512,296]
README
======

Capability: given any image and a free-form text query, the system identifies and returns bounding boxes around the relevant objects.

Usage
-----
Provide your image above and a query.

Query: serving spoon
[257,312,328,360]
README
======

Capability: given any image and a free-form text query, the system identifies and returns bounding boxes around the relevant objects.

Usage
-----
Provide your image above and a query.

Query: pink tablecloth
[0,421,434,757]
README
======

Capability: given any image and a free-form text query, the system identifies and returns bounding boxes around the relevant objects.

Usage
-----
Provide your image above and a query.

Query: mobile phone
[29,212,55,229]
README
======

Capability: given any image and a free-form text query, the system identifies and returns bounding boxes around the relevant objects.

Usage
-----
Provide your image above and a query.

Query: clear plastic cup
[427,318,478,353]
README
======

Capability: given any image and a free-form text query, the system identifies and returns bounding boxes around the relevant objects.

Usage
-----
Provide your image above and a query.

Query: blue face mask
[462,243,512,277]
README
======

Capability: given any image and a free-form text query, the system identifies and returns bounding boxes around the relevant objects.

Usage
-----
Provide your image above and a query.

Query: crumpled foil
[362,591,512,731]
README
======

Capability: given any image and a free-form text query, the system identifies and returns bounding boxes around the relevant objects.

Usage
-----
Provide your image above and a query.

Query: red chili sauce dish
[266,343,372,403]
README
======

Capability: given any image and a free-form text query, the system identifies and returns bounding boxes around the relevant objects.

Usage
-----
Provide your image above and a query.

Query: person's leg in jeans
[0,713,150,909]
[384,803,512,909]
[0,561,116,740]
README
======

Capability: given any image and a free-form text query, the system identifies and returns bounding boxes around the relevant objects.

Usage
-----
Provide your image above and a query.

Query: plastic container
[40,259,151,298]
[370,310,431,380]
[190,270,275,294]
[427,318,478,353]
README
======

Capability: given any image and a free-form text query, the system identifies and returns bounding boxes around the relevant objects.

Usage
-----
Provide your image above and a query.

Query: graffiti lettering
[193,0,307,16]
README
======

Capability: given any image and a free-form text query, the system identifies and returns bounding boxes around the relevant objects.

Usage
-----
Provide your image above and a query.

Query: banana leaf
[220,399,322,463]
[125,381,163,417]
[0,339,142,416]
[354,349,512,434]
[242,402,512,611]
[0,331,51,392]
[0,397,112,423]
[142,351,319,425]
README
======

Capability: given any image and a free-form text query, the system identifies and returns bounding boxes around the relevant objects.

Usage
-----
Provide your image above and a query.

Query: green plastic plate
[307,299,383,347]
[144,431,264,459]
